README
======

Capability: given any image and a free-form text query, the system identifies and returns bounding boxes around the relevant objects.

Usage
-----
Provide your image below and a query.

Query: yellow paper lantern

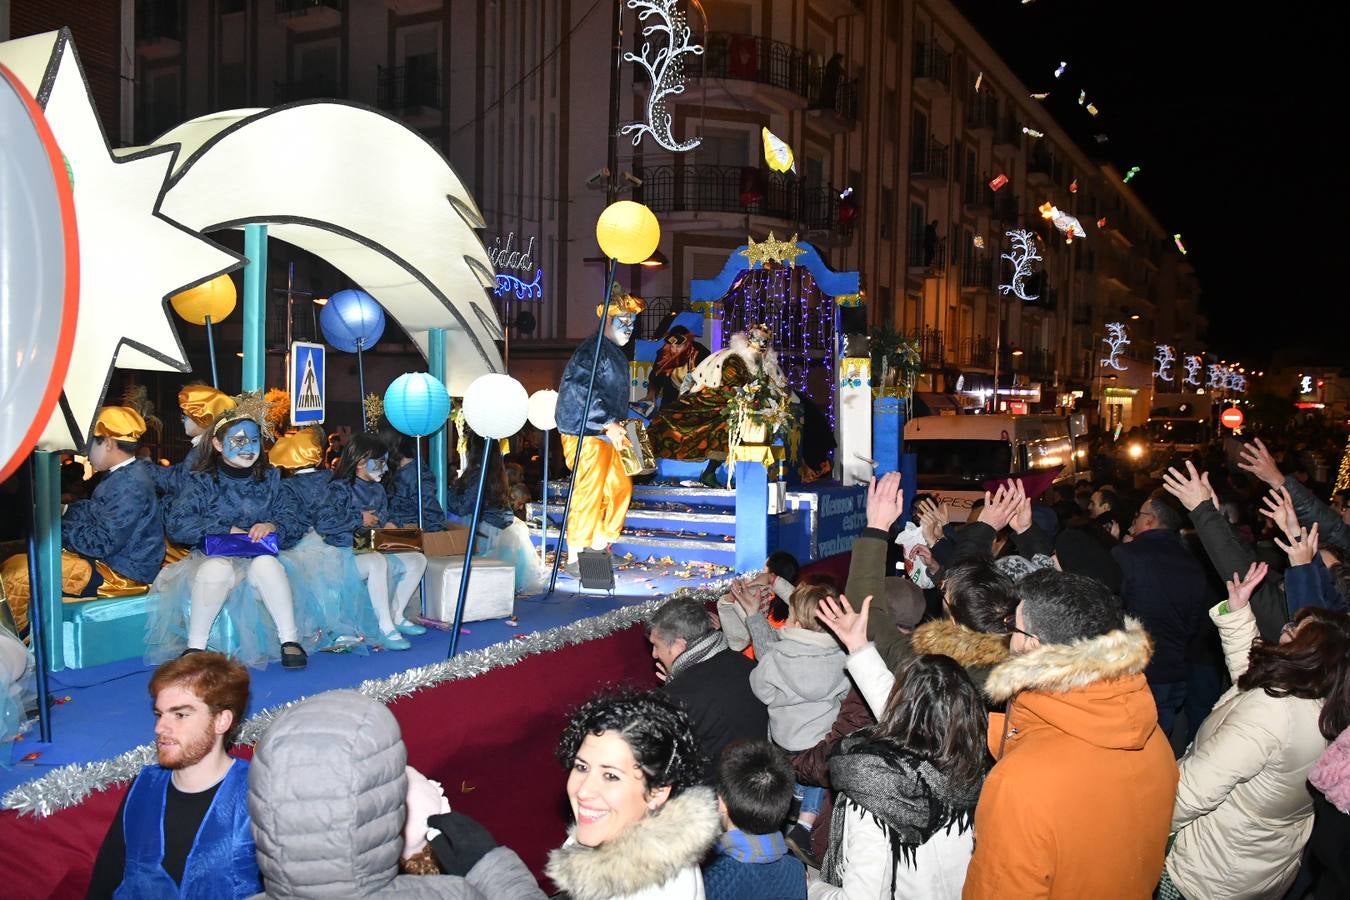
[595,201,661,264]
[170,274,237,325]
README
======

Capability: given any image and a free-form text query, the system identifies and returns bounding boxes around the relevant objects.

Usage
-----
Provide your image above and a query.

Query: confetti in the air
[1054,61,1067,78]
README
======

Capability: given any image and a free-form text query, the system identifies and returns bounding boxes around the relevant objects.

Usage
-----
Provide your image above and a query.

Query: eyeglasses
[1006,622,1038,642]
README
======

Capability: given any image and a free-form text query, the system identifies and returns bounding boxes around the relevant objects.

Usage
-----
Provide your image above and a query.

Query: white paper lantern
[527,389,559,431]
[463,373,528,439]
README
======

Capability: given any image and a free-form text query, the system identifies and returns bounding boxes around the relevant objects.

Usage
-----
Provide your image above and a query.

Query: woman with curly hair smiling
[547,689,719,900]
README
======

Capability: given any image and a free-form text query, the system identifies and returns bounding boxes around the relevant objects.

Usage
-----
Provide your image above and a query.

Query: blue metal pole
[242,225,268,393]
[204,315,219,389]
[448,439,493,657]
[539,428,550,566]
[545,260,620,595]
[32,450,62,675]
[24,455,56,740]
[428,328,449,513]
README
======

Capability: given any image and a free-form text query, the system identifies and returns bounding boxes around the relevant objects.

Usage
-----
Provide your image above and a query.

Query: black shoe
[280,641,308,670]
[785,824,820,869]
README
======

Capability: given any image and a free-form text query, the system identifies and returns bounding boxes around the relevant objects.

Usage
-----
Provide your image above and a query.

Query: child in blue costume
[1,404,165,633]
[317,434,428,650]
[379,421,448,531]
[148,400,310,670]
[450,433,543,593]
[153,385,235,506]
[268,428,381,652]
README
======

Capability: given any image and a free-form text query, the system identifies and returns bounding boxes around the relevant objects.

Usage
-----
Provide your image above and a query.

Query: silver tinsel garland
[3,581,729,817]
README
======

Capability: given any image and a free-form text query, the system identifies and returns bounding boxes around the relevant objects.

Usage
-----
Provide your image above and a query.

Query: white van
[903,415,1082,510]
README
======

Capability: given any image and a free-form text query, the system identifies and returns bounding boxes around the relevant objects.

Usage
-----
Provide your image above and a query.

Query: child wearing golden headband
[2,406,164,633]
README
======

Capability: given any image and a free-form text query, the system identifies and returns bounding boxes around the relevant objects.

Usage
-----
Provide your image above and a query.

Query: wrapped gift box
[423,555,515,623]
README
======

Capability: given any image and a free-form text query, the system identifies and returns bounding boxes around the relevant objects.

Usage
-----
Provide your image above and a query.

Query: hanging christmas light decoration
[1154,344,1176,382]
[999,230,1041,302]
[1184,355,1203,388]
[621,1,704,152]
[1100,323,1129,371]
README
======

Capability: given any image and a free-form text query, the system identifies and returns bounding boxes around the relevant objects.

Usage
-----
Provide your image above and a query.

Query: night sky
[952,0,1347,366]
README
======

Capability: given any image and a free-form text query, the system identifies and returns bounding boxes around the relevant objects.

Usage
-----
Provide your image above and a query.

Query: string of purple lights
[720,266,837,430]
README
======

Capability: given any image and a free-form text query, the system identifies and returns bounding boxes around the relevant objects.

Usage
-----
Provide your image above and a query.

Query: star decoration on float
[740,232,806,269]
[0,29,241,451]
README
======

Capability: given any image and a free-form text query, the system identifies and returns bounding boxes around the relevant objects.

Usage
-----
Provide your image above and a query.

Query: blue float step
[529,526,737,568]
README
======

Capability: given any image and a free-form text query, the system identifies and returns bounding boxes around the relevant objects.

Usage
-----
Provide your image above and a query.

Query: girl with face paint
[147,412,312,670]
[315,434,429,650]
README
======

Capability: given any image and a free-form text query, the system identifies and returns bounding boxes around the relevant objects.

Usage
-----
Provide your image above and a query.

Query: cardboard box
[423,555,516,622]
[422,524,471,557]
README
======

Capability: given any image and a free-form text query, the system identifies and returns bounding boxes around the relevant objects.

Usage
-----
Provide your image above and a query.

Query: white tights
[187,556,298,651]
[354,551,427,634]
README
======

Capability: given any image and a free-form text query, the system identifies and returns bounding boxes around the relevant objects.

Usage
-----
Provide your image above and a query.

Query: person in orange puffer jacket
[963,570,1178,899]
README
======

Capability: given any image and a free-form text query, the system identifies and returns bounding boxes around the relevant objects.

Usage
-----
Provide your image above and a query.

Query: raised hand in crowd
[1275,523,1320,568]
[1162,461,1218,512]
[814,592,872,654]
[1009,480,1033,534]
[1224,560,1269,612]
[908,543,940,581]
[1238,437,1285,488]
[1260,486,1301,542]
[915,496,948,545]
[978,481,1020,530]
[866,471,904,531]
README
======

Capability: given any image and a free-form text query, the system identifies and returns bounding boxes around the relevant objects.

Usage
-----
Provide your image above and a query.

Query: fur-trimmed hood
[985,617,1153,701]
[546,786,720,900]
[911,619,1010,669]
[984,618,1158,752]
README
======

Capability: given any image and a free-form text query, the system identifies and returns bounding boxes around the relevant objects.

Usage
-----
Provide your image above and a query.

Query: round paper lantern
[321,288,385,352]
[383,372,451,438]
[595,200,661,264]
[170,274,237,325]
[527,389,558,431]
[463,374,529,439]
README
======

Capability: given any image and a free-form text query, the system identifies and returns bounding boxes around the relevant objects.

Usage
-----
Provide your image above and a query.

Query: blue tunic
[556,331,630,436]
[278,470,332,546]
[115,759,260,900]
[63,459,164,584]
[317,478,389,547]
[166,467,305,551]
[388,460,447,531]
[151,440,206,505]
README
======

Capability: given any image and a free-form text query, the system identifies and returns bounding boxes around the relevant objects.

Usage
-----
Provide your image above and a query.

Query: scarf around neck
[668,629,729,679]
[821,736,983,892]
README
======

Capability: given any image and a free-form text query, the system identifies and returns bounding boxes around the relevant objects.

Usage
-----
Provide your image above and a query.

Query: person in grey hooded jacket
[246,690,545,900]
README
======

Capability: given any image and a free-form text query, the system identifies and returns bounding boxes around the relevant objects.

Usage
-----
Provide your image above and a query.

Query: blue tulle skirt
[480,519,544,594]
[0,631,34,768]
[280,532,407,651]
[146,549,320,669]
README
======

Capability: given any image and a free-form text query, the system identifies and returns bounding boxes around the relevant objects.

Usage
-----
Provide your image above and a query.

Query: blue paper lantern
[384,372,452,437]
[320,289,385,352]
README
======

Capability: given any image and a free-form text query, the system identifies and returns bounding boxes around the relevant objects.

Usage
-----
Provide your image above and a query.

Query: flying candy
[989,173,1009,191]
[1123,165,1141,183]
[1030,92,1050,100]
[1054,61,1067,78]
[1173,234,1187,255]
[975,71,984,91]
[1078,90,1086,105]
[1022,126,1044,138]
[1069,179,1078,193]
[973,235,986,249]
[762,127,796,174]
[1094,134,1109,143]
[1086,103,1100,117]
[1097,217,1108,228]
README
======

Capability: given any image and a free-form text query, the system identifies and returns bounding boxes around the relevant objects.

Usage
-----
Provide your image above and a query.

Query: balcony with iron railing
[807,70,860,126]
[638,164,839,230]
[912,41,951,94]
[1018,347,1056,377]
[959,336,995,369]
[910,137,949,184]
[961,257,994,291]
[136,0,182,58]
[377,64,440,112]
[906,237,946,273]
[966,94,998,132]
[963,179,994,213]
[910,327,945,366]
[1026,146,1054,185]
[994,115,1022,151]
[684,32,813,103]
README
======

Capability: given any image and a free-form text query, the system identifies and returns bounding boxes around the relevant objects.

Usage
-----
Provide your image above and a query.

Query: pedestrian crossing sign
[290,342,325,425]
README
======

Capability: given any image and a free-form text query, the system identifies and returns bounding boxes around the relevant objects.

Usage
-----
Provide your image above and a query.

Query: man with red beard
[87,653,261,899]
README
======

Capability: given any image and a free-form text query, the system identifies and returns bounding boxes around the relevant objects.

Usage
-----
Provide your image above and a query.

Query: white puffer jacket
[1166,603,1329,900]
